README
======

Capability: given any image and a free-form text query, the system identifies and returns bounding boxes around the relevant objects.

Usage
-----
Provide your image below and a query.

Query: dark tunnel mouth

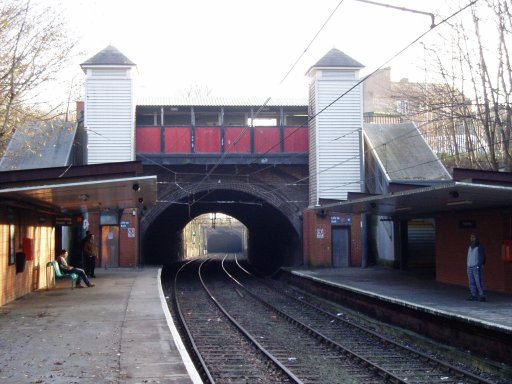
[141,188,301,274]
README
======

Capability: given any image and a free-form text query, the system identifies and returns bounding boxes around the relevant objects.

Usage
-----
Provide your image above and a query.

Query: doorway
[101,226,119,268]
[332,226,350,267]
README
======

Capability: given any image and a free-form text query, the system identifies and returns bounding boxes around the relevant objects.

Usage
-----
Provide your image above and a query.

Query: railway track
[168,254,502,383]
[172,259,300,383]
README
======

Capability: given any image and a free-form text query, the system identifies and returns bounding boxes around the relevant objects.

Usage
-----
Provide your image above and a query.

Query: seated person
[56,249,95,288]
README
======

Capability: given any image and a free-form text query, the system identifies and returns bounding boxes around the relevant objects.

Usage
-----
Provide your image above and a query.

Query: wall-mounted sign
[120,221,130,229]
[316,228,325,239]
[127,228,136,238]
[331,215,352,225]
[459,220,476,229]
[55,217,72,226]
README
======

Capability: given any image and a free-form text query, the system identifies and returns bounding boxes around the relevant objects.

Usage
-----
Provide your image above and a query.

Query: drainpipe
[361,214,368,268]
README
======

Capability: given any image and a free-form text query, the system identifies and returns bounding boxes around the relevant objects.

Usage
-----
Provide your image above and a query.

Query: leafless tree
[0,0,77,154]
[179,83,213,100]
[391,0,512,171]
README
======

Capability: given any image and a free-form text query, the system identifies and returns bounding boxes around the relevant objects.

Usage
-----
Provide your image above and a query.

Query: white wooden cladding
[84,69,135,164]
[309,70,363,205]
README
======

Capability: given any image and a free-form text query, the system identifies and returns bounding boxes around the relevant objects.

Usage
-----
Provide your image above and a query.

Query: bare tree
[179,83,213,100]
[388,1,512,171]
[0,0,77,153]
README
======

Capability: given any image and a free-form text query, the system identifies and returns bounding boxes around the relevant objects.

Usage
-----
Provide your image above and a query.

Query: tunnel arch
[141,181,304,274]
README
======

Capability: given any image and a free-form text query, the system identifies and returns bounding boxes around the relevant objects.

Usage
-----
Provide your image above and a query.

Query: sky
[39,0,473,102]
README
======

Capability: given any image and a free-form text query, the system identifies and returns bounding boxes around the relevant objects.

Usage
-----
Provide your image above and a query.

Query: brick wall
[303,208,362,267]
[85,210,139,268]
[436,209,512,294]
[119,209,138,267]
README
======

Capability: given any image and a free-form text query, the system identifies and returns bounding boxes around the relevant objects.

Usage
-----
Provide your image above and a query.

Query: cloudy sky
[41,0,472,100]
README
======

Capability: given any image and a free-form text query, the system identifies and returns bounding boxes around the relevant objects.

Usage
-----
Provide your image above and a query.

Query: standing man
[466,233,486,301]
[82,231,98,278]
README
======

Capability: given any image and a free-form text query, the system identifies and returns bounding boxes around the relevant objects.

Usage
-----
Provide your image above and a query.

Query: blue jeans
[467,266,485,297]
[65,267,92,287]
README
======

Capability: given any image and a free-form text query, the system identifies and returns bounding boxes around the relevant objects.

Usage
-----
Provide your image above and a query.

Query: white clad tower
[307,48,364,206]
[81,45,136,164]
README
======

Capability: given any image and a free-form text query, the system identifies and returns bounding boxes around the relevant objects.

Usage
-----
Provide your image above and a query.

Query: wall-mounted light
[447,200,472,206]
[132,183,140,191]
[138,197,144,204]
[317,209,326,218]
[79,194,89,201]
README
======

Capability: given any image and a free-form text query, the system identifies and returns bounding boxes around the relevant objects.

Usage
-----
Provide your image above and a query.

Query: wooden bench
[47,261,78,289]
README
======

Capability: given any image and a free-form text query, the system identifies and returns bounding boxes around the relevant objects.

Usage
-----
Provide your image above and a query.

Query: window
[284,113,308,126]
[9,224,15,265]
[195,112,220,126]
[396,100,409,114]
[248,117,277,126]
[164,112,191,125]
[224,112,245,126]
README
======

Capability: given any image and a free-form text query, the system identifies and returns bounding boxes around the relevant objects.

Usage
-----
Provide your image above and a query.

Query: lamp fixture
[447,200,473,206]
[132,183,140,191]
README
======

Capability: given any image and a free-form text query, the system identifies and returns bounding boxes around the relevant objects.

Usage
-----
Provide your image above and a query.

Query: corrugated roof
[136,96,308,107]
[81,45,135,67]
[308,48,364,72]
[319,181,512,217]
[0,121,77,171]
[363,122,451,181]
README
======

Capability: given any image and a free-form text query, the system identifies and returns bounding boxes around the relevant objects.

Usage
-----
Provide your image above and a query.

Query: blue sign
[120,221,130,229]
[330,215,352,225]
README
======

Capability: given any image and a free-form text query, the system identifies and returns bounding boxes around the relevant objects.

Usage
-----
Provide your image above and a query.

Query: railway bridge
[134,99,310,272]
[80,45,363,272]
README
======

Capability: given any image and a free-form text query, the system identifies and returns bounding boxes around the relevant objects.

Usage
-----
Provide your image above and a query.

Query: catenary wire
[84,1,482,206]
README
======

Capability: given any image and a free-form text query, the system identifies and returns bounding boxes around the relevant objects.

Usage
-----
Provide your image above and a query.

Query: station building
[2,44,512,307]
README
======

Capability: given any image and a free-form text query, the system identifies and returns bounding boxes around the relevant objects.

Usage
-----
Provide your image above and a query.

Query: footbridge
[136,99,310,272]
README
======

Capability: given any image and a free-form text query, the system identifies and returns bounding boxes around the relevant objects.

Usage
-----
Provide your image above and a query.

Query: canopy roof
[0,162,156,214]
[319,168,512,218]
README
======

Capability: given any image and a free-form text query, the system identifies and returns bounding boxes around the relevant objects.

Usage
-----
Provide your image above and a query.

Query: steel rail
[221,256,407,384]
[197,257,304,384]
[229,255,497,384]
[172,259,216,383]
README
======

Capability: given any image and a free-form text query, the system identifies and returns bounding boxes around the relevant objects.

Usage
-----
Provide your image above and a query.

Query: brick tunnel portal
[141,187,304,274]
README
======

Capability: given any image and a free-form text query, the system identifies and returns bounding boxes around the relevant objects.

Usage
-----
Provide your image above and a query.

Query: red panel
[136,127,160,153]
[254,127,280,153]
[195,127,221,153]
[284,127,308,152]
[165,127,191,153]
[225,127,251,153]
[23,238,34,261]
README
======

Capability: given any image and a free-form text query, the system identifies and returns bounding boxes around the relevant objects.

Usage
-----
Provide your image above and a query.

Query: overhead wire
[152,0,478,188]
[184,0,348,206]
[83,0,482,207]
[239,0,480,179]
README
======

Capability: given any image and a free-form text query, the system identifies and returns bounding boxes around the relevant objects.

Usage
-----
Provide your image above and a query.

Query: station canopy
[319,168,512,218]
[0,162,157,215]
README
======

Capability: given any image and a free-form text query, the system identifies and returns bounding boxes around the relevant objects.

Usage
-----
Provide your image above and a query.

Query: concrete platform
[285,266,512,333]
[0,267,201,384]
